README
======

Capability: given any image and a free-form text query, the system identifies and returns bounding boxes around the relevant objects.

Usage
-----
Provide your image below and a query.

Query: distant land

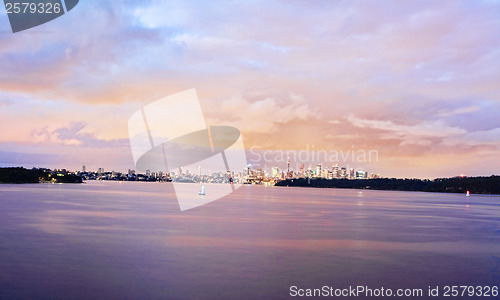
[275,177,500,195]
[2,167,500,195]
[0,167,83,184]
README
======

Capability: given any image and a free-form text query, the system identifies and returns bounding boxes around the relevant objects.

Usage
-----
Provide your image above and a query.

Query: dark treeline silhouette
[0,167,43,183]
[0,167,83,184]
[275,176,500,194]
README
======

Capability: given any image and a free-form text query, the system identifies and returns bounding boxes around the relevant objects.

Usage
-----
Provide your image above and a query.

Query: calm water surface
[0,182,499,299]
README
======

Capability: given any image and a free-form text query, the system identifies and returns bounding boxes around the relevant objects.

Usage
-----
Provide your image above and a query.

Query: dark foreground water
[0,182,499,299]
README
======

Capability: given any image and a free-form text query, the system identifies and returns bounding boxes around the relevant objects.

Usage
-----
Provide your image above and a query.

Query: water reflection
[0,182,499,299]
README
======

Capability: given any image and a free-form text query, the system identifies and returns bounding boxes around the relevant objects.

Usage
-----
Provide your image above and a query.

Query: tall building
[316,164,322,178]
[272,167,279,178]
[82,165,86,172]
[332,164,339,178]
[340,167,347,178]
[299,164,305,177]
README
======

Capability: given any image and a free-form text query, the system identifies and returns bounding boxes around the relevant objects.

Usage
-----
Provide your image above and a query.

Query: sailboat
[199,185,206,195]
[466,190,470,197]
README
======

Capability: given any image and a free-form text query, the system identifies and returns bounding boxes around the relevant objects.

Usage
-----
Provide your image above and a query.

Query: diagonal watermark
[128,89,247,211]
[3,0,79,33]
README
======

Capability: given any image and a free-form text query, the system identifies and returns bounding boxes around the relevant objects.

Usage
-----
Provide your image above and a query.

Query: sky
[1,0,500,178]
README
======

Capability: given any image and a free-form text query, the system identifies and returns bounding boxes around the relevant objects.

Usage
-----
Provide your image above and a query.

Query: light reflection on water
[0,181,499,299]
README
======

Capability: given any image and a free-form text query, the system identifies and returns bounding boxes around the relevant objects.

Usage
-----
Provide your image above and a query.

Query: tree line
[0,167,83,184]
[275,176,500,194]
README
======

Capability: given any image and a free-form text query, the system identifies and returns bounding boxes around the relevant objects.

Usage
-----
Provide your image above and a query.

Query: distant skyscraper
[340,167,347,179]
[272,167,279,178]
[316,164,322,178]
[332,164,339,178]
[82,165,86,172]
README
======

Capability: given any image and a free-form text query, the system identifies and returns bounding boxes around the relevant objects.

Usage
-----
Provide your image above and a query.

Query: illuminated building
[340,167,347,178]
[272,167,279,178]
[332,164,339,178]
[355,169,365,179]
[299,164,305,177]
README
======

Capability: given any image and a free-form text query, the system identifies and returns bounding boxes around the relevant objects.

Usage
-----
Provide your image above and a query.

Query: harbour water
[0,182,499,299]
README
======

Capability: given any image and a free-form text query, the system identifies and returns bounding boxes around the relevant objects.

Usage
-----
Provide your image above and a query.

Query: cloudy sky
[1,0,500,178]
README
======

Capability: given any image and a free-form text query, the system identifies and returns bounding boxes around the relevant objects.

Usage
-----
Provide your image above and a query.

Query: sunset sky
[1,0,500,178]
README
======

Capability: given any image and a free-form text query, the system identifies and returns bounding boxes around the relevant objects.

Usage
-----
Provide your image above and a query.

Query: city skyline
[28,161,381,181]
[1,1,500,178]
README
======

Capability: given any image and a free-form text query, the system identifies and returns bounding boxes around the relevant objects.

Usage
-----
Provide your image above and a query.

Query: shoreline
[3,180,500,197]
[274,176,500,195]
